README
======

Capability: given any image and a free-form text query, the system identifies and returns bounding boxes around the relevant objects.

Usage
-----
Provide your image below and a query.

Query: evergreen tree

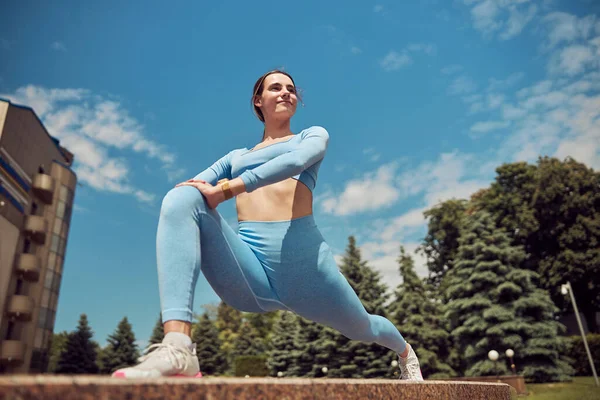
[473,158,600,333]
[389,246,455,379]
[215,301,243,368]
[232,321,266,357]
[48,331,69,373]
[245,311,278,351]
[99,317,140,374]
[420,199,468,294]
[267,311,298,377]
[56,314,99,374]
[148,314,164,347]
[445,211,572,382]
[192,312,226,375]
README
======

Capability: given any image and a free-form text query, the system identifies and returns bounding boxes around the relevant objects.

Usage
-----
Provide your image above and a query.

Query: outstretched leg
[275,239,423,380]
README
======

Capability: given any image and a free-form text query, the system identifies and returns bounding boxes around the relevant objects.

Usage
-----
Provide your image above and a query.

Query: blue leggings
[157,186,407,354]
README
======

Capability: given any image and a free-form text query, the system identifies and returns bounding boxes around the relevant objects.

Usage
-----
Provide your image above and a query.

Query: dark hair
[251,69,302,122]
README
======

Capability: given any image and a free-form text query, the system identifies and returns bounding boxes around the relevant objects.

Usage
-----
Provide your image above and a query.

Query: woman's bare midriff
[236,178,313,221]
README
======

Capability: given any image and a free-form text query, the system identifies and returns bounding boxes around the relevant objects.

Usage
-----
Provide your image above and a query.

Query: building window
[59,186,68,202]
[48,252,56,271]
[52,273,61,293]
[41,290,50,308]
[56,201,65,219]
[44,270,54,290]
[38,308,48,329]
[50,234,60,253]
[34,329,44,349]
[53,219,61,235]
[23,239,31,253]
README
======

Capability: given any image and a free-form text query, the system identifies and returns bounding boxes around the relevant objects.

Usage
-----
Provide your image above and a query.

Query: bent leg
[157,186,284,323]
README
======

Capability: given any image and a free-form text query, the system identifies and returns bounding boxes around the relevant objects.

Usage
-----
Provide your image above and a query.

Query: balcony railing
[15,254,41,282]
[32,173,55,204]
[24,215,47,244]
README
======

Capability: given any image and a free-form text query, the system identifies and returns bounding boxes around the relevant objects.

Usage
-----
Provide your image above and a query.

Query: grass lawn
[524,377,600,400]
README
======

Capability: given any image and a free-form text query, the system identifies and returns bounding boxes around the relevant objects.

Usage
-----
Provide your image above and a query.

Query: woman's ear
[253,95,262,108]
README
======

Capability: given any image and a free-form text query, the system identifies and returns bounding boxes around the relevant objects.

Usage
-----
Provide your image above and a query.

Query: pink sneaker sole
[112,371,203,378]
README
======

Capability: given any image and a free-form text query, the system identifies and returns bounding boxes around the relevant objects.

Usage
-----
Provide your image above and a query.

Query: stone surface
[0,375,517,400]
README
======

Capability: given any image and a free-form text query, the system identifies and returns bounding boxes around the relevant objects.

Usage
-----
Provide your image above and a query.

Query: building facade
[0,99,77,373]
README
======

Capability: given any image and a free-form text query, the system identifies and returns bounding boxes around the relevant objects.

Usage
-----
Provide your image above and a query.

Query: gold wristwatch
[217,179,233,200]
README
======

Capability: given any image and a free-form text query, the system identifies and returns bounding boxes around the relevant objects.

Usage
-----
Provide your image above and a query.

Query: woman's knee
[160,186,207,218]
[339,314,378,343]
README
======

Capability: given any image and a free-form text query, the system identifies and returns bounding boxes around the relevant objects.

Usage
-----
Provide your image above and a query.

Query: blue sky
[2,0,599,348]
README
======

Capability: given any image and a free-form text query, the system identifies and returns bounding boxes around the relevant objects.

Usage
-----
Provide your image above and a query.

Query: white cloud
[381,43,437,71]
[487,72,525,91]
[374,5,383,13]
[51,41,67,52]
[464,0,537,40]
[500,4,537,40]
[549,45,597,76]
[380,208,427,242]
[448,75,478,95]
[320,163,400,216]
[361,241,429,290]
[407,43,437,55]
[542,12,598,49]
[351,46,362,55]
[441,64,463,75]
[470,120,510,133]
[381,51,412,71]
[363,147,381,161]
[1,85,179,203]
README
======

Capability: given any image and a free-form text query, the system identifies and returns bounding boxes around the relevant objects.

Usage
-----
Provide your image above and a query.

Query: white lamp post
[505,349,516,375]
[322,366,328,378]
[488,350,499,381]
[277,371,283,378]
[561,282,599,386]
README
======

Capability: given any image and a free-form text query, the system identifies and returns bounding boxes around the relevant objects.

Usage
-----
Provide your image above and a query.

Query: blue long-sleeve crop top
[192,126,329,193]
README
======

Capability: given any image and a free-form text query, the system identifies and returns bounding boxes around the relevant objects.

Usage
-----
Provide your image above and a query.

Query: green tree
[47,331,69,373]
[232,321,266,357]
[420,199,468,294]
[389,246,456,379]
[99,317,140,374]
[445,211,572,382]
[215,301,243,368]
[267,311,297,377]
[245,311,278,352]
[192,312,226,375]
[148,314,164,347]
[56,314,99,374]
[473,158,600,333]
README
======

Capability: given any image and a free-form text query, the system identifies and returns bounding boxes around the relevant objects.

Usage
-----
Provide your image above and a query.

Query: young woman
[113,70,423,380]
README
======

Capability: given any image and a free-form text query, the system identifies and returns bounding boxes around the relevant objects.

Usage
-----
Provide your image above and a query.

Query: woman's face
[255,73,298,122]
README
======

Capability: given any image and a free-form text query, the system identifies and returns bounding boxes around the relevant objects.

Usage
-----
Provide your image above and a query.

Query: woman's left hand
[175,180,225,209]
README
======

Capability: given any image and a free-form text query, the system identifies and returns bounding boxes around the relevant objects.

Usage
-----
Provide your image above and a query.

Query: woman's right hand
[175,178,207,187]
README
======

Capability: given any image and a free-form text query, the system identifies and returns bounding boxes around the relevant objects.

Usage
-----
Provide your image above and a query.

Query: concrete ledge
[0,375,516,400]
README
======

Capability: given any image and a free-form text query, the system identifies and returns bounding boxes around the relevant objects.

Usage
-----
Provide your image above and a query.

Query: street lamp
[561,282,599,387]
[505,349,516,375]
[322,366,328,378]
[391,360,398,368]
[277,371,283,378]
[488,350,499,381]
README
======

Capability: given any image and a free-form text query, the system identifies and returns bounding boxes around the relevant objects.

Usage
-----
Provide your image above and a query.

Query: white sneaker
[398,343,424,381]
[112,333,202,378]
